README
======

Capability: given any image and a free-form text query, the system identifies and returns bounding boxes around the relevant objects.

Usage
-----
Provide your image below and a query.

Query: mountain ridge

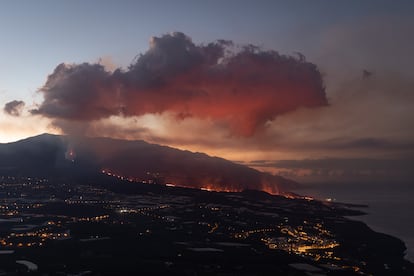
[0,133,297,194]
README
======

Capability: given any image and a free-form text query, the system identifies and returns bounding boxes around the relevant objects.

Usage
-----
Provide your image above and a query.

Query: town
[0,175,412,275]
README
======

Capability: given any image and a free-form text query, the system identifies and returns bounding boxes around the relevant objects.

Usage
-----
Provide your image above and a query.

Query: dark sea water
[292,182,414,262]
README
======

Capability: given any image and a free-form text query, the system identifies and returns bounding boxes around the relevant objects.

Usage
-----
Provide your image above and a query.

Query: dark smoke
[31,63,117,120]
[4,100,25,116]
[32,32,327,136]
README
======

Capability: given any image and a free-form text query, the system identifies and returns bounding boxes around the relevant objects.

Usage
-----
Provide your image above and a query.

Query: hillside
[0,134,296,193]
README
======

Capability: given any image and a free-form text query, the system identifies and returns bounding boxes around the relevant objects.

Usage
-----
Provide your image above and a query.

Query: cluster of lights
[208,222,219,234]
[119,205,174,222]
[234,228,277,239]
[1,225,70,248]
[101,169,135,182]
[259,222,341,262]
[65,199,119,205]
[75,215,109,222]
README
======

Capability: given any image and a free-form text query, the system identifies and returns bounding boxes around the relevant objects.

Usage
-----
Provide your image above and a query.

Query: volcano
[0,133,296,194]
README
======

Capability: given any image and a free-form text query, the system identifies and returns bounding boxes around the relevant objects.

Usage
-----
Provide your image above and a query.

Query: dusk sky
[1,0,414,183]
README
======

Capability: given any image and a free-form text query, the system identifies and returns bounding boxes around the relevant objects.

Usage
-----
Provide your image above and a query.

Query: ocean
[292,182,414,262]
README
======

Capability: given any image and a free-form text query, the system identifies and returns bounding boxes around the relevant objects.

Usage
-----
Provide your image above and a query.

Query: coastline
[292,182,414,262]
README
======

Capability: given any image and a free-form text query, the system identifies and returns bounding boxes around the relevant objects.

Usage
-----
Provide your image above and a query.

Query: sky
[1,0,414,184]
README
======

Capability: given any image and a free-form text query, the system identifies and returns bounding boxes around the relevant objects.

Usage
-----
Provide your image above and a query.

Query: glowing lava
[99,166,286,197]
[65,147,76,162]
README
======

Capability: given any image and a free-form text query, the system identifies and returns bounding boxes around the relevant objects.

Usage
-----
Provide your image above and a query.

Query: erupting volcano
[101,166,281,195]
[0,134,295,194]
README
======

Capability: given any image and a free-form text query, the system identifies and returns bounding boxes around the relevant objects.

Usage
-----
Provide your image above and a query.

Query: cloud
[323,137,414,151]
[31,63,118,120]
[245,158,414,184]
[3,100,25,116]
[31,32,327,136]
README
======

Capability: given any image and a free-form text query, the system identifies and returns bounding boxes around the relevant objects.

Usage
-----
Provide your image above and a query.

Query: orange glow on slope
[101,168,280,195]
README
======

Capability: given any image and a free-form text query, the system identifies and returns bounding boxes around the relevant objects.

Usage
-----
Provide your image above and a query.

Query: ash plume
[32,32,327,136]
[4,100,25,116]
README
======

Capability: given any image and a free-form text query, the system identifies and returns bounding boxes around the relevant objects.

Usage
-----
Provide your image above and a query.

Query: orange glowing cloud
[31,32,327,137]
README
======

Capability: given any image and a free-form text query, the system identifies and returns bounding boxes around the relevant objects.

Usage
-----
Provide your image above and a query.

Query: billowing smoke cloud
[4,100,25,116]
[32,32,327,136]
[31,63,117,120]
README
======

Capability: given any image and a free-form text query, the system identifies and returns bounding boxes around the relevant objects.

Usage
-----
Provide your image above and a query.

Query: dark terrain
[0,135,412,275]
[0,134,294,194]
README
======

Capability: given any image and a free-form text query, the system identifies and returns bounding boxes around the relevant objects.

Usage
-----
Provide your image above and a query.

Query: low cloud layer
[4,100,25,116]
[31,32,327,136]
[245,157,414,184]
